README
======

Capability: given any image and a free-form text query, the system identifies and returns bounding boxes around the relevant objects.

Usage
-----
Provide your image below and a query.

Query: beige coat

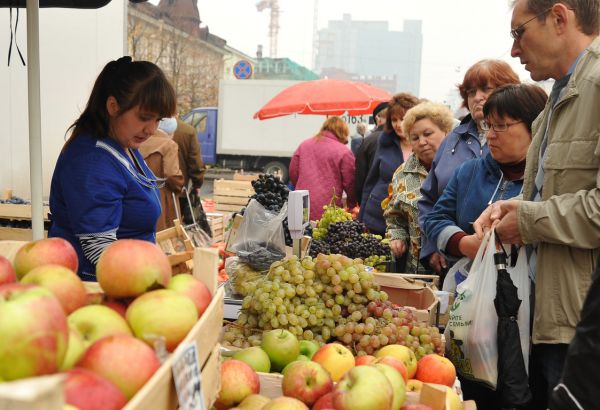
[139,130,184,231]
[517,36,600,344]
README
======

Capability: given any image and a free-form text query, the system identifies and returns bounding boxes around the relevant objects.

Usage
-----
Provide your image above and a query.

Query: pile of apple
[223,254,442,359]
[215,328,461,410]
[0,237,213,410]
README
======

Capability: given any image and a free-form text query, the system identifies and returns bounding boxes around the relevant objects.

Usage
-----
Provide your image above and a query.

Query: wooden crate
[233,172,259,182]
[0,240,27,262]
[373,272,440,325]
[0,203,50,221]
[213,179,253,213]
[156,219,195,274]
[0,227,48,241]
[0,247,223,410]
[206,212,226,242]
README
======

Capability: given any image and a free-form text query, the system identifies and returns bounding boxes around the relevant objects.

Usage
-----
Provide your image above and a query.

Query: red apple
[373,363,407,410]
[21,264,87,314]
[126,289,198,352]
[312,391,335,410]
[400,405,434,410]
[68,305,132,348]
[0,255,16,285]
[167,273,212,317]
[77,334,160,400]
[415,354,456,387]
[282,361,333,406]
[261,329,300,372]
[214,359,260,410]
[101,298,129,318]
[0,283,68,381]
[64,367,127,410]
[311,343,354,382]
[96,239,172,297]
[374,355,408,382]
[354,355,376,367]
[13,237,78,279]
[333,365,393,410]
[261,396,309,409]
[375,344,418,379]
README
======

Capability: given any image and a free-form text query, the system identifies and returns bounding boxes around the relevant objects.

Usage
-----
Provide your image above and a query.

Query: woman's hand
[390,239,406,257]
[428,252,447,273]
[458,234,481,260]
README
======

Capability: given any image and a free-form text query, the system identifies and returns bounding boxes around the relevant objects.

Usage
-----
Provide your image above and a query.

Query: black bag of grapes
[231,199,287,271]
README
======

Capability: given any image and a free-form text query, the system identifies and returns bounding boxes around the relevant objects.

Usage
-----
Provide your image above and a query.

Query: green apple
[261,329,300,372]
[299,340,319,359]
[68,304,132,348]
[238,394,271,409]
[233,346,271,373]
[332,365,393,410]
[60,326,86,371]
[372,363,406,410]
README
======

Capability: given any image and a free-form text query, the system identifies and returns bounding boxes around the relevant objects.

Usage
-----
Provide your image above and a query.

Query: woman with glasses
[422,83,547,408]
[418,60,520,274]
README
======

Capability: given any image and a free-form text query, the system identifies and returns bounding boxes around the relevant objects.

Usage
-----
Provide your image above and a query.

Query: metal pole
[26,0,44,240]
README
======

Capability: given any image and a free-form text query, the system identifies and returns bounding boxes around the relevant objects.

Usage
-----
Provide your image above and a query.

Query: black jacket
[354,125,383,200]
[549,254,600,409]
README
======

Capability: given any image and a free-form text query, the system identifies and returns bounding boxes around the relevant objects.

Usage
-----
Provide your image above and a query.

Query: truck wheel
[262,161,288,182]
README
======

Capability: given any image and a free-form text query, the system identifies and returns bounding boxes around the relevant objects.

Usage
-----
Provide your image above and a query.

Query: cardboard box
[372,272,440,325]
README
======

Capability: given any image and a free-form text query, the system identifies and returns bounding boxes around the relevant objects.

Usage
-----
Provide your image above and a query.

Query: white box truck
[182,79,369,181]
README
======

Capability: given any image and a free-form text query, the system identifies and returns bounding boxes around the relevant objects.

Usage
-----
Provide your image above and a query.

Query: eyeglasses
[481,120,523,132]
[510,7,552,40]
[466,86,495,98]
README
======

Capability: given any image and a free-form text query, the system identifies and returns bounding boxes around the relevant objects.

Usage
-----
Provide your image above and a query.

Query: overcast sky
[152,0,533,103]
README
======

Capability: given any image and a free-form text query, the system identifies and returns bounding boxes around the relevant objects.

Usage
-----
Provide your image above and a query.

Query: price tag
[171,343,205,410]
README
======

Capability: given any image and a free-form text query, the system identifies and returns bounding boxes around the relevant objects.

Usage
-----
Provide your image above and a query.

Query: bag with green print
[444,229,530,389]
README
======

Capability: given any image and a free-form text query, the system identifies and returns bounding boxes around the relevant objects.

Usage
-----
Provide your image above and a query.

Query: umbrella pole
[26,0,44,240]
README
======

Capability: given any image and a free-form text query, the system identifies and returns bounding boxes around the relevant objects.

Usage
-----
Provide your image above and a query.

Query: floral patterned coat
[382,153,428,273]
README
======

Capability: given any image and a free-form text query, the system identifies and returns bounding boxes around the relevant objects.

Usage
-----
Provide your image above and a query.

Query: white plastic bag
[442,257,471,295]
[444,230,531,388]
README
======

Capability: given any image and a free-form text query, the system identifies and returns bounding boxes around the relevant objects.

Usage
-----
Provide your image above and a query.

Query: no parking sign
[233,60,253,79]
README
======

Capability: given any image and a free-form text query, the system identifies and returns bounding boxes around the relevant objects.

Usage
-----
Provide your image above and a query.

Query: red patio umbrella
[254,79,392,120]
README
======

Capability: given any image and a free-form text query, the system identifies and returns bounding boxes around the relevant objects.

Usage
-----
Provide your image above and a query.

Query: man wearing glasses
[474,0,600,407]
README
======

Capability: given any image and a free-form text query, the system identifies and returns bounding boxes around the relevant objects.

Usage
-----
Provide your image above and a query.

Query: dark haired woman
[358,92,420,236]
[423,83,548,409]
[418,59,520,273]
[48,57,176,280]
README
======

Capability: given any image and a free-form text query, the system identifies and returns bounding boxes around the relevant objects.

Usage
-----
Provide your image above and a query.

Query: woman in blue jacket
[423,82,548,410]
[424,83,547,262]
[358,92,419,235]
[49,57,176,280]
[418,60,520,272]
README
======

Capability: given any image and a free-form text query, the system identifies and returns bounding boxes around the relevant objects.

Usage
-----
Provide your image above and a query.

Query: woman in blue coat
[49,57,177,280]
[423,83,547,262]
[423,83,548,410]
[358,92,419,236]
[418,60,520,272]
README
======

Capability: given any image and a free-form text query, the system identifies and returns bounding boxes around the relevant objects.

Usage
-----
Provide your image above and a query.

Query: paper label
[171,343,204,410]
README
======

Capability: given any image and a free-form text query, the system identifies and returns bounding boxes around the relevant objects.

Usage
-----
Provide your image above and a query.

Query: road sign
[233,60,253,80]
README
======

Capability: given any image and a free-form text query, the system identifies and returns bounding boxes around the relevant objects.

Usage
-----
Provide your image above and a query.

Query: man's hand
[428,252,448,273]
[390,239,406,257]
[458,234,482,260]
[473,199,523,244]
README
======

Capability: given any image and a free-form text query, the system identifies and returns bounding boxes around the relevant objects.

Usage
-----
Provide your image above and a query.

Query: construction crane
[256,0,280,58]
